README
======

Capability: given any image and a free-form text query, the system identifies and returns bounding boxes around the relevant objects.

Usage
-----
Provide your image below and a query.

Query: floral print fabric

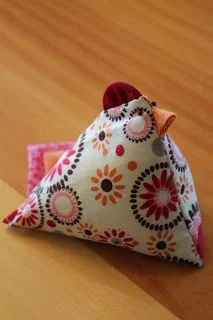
[4,96,203,266]
[90,164,125,206]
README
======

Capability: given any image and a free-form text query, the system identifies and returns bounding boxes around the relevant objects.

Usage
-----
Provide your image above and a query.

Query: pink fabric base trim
[27,142,74,195]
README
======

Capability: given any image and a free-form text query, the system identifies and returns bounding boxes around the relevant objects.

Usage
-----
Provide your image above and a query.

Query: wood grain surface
[0,179,180,320]
[0,1,212,319]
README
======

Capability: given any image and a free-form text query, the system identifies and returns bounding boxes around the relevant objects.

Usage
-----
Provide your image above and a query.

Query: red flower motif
[140,169,178,220]
[15,195,39,227]
[45,148,76,182]
[98,229,139,249]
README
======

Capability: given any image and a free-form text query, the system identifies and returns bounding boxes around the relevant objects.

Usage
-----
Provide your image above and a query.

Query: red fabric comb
[103,82,142,110]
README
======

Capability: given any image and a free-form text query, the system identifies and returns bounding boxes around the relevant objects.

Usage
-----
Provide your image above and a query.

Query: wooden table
[0,1,212,319]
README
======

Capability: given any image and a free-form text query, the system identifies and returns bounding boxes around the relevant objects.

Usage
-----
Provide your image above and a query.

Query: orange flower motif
[91,164,125,206]
[77,222,98,240]
[146,231,176,257]
[176,175,193,203]
[92,122,112,156]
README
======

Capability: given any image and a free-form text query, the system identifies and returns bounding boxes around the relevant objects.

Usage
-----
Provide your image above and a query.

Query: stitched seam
[161,135,202,263]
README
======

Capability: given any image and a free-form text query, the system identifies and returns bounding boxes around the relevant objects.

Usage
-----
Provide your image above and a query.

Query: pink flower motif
[140,169,179,221]
[15,195,39,227]
[98,229,139,249]
[45,148,76,182]
[104,105,127,122]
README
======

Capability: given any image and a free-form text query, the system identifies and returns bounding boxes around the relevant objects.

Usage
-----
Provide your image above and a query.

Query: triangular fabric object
[3,83,204,266]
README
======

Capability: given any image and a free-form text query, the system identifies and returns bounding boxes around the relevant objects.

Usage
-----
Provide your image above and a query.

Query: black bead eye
[151,101,157,107]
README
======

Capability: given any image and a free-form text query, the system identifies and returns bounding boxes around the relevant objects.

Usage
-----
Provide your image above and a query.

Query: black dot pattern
[104,104,128,122]
[63,131,86,181]
[164,134,187,173]
[36,191,45,229]
[161,255,200,267]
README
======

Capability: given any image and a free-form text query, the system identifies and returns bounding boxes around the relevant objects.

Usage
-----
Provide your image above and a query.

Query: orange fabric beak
[152,107,176,137]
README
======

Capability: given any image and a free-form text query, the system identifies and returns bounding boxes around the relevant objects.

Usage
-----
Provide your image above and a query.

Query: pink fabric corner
[197,224,204,260]
[27,142,74,195]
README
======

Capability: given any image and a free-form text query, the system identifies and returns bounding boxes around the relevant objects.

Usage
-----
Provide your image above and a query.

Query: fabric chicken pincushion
[3,82,204,266]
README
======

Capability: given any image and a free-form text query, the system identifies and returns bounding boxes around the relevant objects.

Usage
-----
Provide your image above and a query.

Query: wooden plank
[0,179,178,320]
[0,1,212,319]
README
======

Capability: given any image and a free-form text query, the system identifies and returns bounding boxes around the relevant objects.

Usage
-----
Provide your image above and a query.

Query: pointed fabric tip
[152,107,177,137]
[3,209,18,225]
[2,217,8,224]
